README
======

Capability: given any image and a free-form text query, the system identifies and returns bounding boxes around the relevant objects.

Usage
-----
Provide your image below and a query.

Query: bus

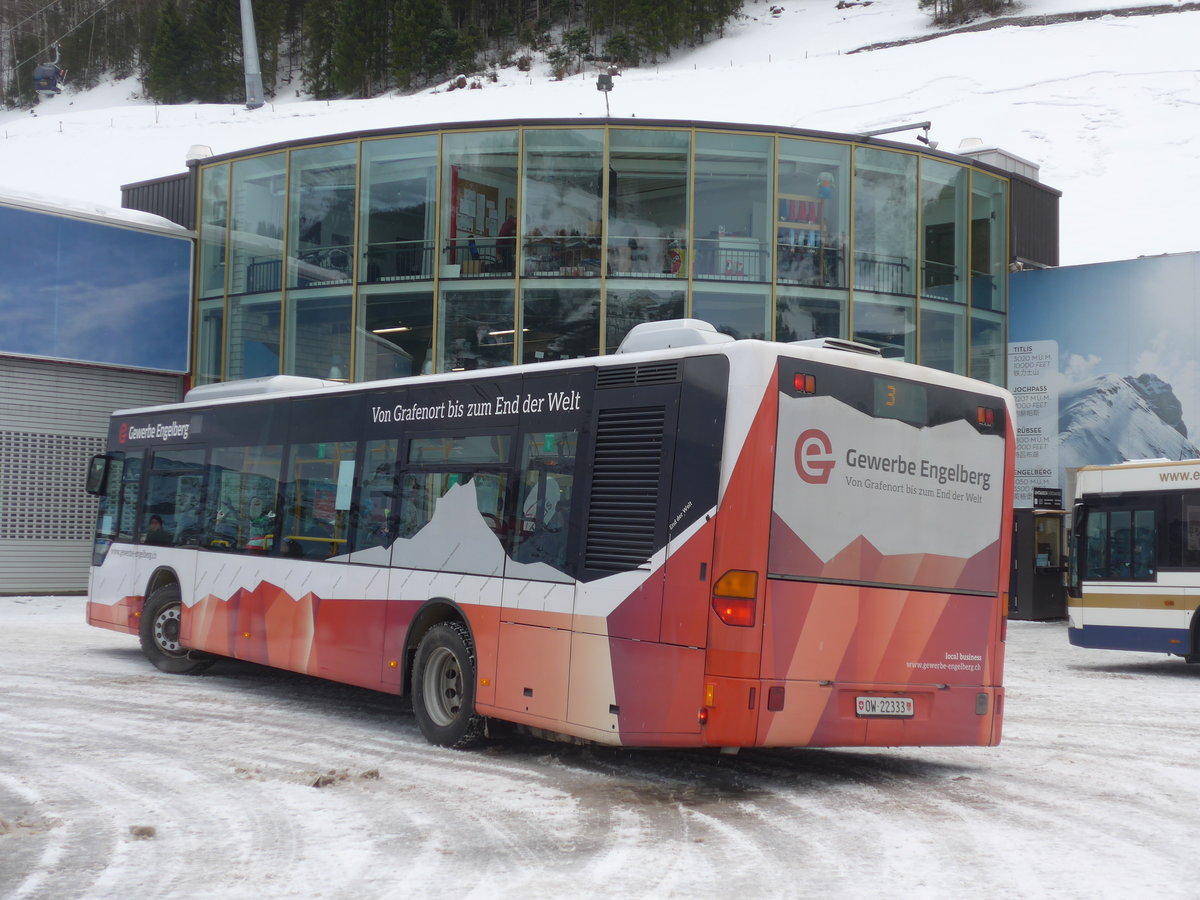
[1068,458,1200,660]
[85,319,1014,750]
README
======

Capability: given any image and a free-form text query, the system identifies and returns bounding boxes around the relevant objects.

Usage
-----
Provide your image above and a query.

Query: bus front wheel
[138,585,212,675]
[412,621,484,748]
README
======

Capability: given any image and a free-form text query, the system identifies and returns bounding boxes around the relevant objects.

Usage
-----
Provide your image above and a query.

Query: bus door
[496,372,589,724]
[137,445,207,599]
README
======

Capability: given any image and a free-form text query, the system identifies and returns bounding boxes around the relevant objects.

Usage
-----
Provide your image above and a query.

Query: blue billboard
[0,202,192,373]
[1008,252,1200,503]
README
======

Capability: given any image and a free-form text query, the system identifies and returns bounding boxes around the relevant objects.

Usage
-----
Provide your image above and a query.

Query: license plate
[855,696,914,718]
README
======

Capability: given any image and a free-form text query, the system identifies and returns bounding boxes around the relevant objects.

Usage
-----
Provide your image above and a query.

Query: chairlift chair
[32,46,65,95]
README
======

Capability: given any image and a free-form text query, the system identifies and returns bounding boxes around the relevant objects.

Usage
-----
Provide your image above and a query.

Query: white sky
[0,0,1196,267]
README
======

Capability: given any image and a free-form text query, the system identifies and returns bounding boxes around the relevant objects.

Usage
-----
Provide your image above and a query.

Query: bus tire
[138,585,212,675]
[412,621,484,748]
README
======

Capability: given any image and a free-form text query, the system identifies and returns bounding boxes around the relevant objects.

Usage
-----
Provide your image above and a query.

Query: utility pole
[239,0,265,109]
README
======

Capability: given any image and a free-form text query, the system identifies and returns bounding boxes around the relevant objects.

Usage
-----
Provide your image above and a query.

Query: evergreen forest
[1,0,747,108]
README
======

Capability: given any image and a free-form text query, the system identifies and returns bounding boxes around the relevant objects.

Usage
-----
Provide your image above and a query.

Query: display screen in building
[0,203,192,373]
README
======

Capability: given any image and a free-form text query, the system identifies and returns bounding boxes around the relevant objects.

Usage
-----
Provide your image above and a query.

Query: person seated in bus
[143,514,172,546]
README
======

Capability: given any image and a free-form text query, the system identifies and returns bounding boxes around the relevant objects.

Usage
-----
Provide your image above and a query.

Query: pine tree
[302,0,340,98]
[145,0,192,103]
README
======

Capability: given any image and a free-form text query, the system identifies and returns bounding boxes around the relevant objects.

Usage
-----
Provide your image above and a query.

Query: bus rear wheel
[412,621,484,748]
[138,585,212,675]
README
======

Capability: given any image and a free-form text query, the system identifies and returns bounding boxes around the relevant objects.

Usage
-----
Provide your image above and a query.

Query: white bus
[1069,458,1200,659]
[86,320,1014,749]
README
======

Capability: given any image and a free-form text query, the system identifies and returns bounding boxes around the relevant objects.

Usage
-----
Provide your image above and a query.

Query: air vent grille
[595,361,681,389]
[584,406,666,571]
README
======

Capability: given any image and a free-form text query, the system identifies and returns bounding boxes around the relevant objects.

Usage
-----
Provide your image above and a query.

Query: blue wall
[0,203,192,372]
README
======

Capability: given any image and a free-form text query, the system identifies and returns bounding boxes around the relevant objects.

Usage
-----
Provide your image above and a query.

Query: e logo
[795,429,835,484]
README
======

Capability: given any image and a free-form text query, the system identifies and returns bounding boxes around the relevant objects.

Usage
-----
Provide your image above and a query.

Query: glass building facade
[193,120,1010,386]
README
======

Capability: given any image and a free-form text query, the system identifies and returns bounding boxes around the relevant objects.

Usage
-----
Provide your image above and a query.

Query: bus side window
[117,453,143,541]
[512,431,577,572]
[94,453,126,540]
[1131,509,1155,579]
[278,441,357,560]
[1182,499,1200,568]
[352,440,399,551]
[205,445,284,552]
[140,449,206,547]
[1084,510,1108,579]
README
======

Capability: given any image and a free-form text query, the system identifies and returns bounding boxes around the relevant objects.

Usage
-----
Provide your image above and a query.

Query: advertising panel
[770,388,1007,595]
[1008,253,1200,503]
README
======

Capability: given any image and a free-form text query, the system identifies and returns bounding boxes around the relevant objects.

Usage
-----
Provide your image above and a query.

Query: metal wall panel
[1010,176,1060,268]
[0,357,182,594]
[120,171,196,230]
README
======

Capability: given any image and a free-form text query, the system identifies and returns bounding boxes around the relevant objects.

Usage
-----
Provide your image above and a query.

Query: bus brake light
[977,406,995,427]
[794,374,816,394]
[713,570,758,626]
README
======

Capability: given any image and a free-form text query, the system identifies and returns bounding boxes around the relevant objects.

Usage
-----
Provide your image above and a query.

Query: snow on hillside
[1059,373,1200,469]
[0,0,1196,266]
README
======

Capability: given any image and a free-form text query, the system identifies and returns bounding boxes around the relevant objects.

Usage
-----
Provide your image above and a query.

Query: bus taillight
[977,406,996,428]
[794,373,816,394]
[713,570,758,626]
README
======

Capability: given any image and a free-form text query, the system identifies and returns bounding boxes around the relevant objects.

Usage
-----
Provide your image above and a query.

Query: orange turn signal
[712,570,758,627]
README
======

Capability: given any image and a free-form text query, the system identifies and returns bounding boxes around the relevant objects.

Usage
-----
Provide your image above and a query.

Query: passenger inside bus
[143,514,172,546]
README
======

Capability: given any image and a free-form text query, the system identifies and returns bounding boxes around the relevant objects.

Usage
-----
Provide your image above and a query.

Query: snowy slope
[0,0,1196,265]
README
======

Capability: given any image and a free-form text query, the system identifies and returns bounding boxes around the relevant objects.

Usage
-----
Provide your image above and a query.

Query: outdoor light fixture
[596,66,617,116]
[862,121,937,149]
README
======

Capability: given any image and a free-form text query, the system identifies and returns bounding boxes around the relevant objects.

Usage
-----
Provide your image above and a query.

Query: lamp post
[596,67,615,117]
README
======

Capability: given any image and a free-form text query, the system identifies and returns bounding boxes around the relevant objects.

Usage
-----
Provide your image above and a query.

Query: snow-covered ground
[2,595,1199,899]
[0,0,1197,266]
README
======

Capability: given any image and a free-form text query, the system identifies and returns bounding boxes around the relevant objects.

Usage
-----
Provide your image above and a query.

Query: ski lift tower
[240,0,265,109]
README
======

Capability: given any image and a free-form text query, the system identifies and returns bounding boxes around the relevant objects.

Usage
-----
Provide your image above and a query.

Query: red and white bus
[85,320,1014,749]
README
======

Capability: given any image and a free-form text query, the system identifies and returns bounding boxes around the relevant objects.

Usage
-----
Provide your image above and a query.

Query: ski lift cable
[8,0,123,74]
[0,0,66,42]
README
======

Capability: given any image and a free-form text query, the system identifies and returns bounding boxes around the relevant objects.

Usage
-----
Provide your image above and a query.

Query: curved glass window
[971,310,1005,386]
[919,298,965,374]
[693,132,772,284]
[776,287,845,343]
[358,286,434,379]
[854,292,914,361]
[921,159,967,304]
[520,285,600,363]
[227,292,281,379]
[288,143,356,288]
[198,163,229,299]
[693,283,770,341]
[607,129,689,278]
[604,286,685,352]
[439,284,515,371]
[229,153,286,296]
[777,139,849,290]
[853,148,916,297]
[360,135,438,283]
[522,129,603,279]
[971,172,1008,313]
[441,130,518,279]
[195,123,1009,382]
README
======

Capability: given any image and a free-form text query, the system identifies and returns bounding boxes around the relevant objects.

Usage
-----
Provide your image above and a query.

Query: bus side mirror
[85,454,111,496]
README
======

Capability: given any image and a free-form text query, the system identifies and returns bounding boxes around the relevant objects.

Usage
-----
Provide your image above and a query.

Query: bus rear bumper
[705,677,1003,748]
